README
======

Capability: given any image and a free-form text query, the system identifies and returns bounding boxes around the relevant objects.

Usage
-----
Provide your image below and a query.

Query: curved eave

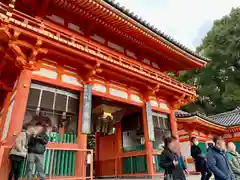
[177,116,226,132]
[228,126,240,132]
[100,0,209,68]
[47,0,208,69]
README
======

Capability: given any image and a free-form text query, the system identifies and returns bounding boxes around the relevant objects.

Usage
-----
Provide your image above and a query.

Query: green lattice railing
[20,133,77,178]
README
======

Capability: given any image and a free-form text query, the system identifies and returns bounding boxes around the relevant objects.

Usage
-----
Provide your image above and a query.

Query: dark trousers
[8,159,23,180]
[201,160,212,180]
[201,170,212,180]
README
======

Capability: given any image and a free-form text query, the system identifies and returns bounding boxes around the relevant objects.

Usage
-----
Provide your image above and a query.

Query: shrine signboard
[146,102,155,141]
[81,84,92,134]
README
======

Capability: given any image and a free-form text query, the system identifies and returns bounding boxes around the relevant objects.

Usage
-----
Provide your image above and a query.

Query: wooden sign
[81,84,92,134]
[146,102,155,141]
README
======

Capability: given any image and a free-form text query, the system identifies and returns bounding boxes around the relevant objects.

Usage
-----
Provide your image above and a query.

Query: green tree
[178,7,240,115]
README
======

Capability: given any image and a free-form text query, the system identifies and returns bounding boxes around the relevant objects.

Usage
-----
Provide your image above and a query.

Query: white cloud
[115,0,240,50]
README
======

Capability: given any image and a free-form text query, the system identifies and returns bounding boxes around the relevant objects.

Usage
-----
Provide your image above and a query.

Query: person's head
[226,142,236,152]
[46,125,53,133]
[190,137,199,146]
[25,124,36,135]
[164,136,178,153]
[34,122,44,134]
[213,136,226,150]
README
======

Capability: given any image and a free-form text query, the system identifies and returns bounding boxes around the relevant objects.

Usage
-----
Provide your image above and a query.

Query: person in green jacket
[227,141,240,180]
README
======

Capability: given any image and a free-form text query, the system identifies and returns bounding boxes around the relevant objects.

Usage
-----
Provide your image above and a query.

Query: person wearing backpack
[8,125,35,180]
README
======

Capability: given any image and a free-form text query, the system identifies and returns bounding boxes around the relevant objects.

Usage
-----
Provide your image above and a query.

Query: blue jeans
[26,153,45,180]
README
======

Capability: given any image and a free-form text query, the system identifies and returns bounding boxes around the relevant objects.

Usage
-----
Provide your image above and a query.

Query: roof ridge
[103,0,210,62]
[209,108,240,118]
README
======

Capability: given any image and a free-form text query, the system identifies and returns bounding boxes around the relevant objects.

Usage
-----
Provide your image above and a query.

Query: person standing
[190,137,212,180]
[207,136,235,180]
[227,142,240,180]
[160,136,187,180]
[8,125,35,180]
[26,122,50,180]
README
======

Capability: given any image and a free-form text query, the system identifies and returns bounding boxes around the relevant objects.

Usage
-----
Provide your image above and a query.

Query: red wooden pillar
[7,69,32,138]
[170,108,179,139]
[95,132,100,176]
[115,122,122,176]
[142,102,154,176]
[76,91,88,177]
[0,92,11,139]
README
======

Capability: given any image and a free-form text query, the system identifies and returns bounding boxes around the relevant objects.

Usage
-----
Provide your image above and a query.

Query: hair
[190,137,197,143]
[164,136,177,148]
[213,136,224,144]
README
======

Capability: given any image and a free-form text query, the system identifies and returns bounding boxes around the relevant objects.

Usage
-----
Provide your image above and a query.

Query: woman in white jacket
[8,125,35,180]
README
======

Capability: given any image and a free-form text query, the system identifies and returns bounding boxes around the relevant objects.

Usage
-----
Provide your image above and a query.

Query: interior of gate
[90,95,172,177]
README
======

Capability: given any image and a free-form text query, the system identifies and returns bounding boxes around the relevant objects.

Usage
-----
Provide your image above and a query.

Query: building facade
[177,108,240,171]
[0,0,207,179]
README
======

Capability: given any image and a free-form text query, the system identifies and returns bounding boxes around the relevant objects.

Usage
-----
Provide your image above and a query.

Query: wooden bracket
[83,62,102,83]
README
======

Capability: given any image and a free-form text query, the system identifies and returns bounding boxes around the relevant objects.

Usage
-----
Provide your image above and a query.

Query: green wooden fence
[154,155,164,172]
[123,144,145,152]
[20,133,77,178]
[122,155,148,174]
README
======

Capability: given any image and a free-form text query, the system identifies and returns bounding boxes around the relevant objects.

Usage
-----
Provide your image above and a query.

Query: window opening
[152,112,171,150]
[23,82,79,135]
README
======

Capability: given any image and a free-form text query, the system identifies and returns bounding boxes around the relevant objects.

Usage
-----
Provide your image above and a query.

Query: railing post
[90,150,93,180]
[49,149,54,180]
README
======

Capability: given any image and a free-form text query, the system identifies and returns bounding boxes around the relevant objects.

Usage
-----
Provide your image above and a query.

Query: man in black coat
[191,137,212,180]
[26,122,51,180]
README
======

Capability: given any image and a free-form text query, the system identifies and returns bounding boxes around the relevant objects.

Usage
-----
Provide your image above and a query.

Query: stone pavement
[95,175,202,180]
[185,175,201,180]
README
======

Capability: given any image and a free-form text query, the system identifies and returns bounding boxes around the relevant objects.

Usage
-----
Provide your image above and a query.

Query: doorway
[89,95,144,177]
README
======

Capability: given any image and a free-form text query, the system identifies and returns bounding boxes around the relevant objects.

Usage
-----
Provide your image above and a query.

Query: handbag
[164,173,173,180]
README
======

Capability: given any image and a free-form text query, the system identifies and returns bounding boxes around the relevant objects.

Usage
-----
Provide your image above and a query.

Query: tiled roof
[103,0,210,62]
[209,108,240,126]
[175,110,190,116]
[176,108,240,127]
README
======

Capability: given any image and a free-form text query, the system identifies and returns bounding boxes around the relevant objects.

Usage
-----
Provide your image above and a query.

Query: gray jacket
[229,152,240,180]
[9,132,28,158]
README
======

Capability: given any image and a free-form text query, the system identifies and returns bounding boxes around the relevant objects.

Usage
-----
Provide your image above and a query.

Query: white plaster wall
[187,162,196,171]
[180,141,191,158]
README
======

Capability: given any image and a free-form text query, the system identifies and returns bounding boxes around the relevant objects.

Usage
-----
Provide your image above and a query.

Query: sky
[115,0,240,50]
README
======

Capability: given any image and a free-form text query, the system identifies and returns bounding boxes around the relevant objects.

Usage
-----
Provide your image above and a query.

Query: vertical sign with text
[146,102,155,141]
[81,84,92,134]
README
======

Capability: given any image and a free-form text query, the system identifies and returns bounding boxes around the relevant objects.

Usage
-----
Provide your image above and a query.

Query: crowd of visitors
[8,117,52,180]
[8,115,240,180]
[159,135,240,180]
